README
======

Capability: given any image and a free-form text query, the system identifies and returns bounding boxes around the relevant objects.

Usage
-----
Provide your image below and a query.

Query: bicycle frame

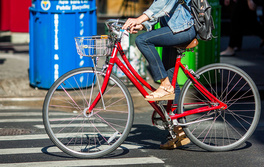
[44,19,260,157]
[88,41,227,122]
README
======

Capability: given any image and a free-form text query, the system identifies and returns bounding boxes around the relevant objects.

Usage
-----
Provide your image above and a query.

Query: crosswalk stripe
[0,119,44,123]
[0,117,94,123]
[0,111,166,166]
[0,132,122,141]
[0,147,61,155]
[0,112,77,117]
[0,157,164,167]
[0,144,142,155]
[34,123,107,129]
[0,134,49,141]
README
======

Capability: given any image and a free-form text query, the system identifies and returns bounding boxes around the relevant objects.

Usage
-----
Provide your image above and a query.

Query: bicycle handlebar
[105,19,126,29]
[105,19,128,39]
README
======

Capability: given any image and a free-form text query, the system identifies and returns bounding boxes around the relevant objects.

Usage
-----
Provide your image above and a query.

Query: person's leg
[260,5,264,47]
[136,26,196,148]
[221,0,244,56]
[222,0,257,55]
[161,47,181,104]
[135,26,196,81]
[167,68,181,105]
[229,3,243,50]
[135,26,196,99]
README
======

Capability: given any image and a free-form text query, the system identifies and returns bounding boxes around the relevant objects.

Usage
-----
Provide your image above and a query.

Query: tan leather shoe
[145,85,175,101]
[160,126,190,149]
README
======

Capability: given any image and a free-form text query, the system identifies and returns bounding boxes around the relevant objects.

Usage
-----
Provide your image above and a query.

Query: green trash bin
[197,0,221,69]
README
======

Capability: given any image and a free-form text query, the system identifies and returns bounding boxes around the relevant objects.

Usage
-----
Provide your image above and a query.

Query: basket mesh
[75,35,111,57]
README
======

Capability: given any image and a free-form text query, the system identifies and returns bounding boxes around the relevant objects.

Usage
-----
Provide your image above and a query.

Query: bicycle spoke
[43,68,133,158]
[178,64,260,151]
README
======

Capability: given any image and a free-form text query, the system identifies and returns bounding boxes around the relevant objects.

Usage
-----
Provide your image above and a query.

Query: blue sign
[31,0,95,12]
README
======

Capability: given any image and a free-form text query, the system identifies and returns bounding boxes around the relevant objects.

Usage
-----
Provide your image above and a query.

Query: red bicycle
[43,19,261,158]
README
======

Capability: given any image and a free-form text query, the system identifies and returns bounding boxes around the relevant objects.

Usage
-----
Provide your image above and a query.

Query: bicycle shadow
[41,124,254,159]
[125,124,168,149]
[41,144,135,159]
[125,124,253,152]
[40,124,166,159]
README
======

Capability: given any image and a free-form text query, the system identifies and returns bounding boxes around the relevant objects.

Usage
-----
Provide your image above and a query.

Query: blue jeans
[135,26,196,81]
[135,25,196,105]
[167,68,181,105]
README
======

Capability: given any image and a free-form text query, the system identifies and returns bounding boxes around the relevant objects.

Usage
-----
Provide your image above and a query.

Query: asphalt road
[0,104,263,167]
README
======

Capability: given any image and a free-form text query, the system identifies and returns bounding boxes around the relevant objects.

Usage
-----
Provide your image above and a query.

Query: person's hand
[128,24,144,34]
[247,0,256,10]
[122,18,142,30]
[122,14,149,30]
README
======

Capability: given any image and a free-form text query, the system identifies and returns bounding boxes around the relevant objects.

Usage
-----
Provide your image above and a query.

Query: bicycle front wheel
[43,67,134,158]
[178,63,261,151]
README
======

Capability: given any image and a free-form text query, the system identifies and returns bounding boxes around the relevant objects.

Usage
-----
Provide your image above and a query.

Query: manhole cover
[0,128,31,136]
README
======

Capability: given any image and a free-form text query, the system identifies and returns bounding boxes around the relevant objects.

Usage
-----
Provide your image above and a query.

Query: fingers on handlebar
[122,23,129,30]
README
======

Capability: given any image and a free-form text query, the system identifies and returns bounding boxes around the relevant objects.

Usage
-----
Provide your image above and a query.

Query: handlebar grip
[105,19,126,29]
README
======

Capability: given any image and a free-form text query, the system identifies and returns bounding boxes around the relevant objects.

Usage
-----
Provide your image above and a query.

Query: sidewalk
[0,36,263,109]
[220,36,264,92]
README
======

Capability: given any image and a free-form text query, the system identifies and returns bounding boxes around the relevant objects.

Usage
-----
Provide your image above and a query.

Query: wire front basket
[75,35,112,57]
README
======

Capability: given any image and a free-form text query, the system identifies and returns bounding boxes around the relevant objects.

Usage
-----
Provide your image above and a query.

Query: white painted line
[0,144,142,155]
[0,106,33,110]
[0,147,61,155]
[0,134,49,141]
[34,123,107,129]
[0,157,164,167]
[0,117,94,123]
[0,97,44,102]
[0,97,44,101]
[0,112,79,117]
[0,118,44,123]
[0,132,121,141]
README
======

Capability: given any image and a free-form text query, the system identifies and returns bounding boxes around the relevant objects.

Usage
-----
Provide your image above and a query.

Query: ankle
[160,77,172,88]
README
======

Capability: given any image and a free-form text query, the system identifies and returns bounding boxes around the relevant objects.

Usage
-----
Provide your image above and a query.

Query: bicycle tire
[43,67,134,158]
[177,63,261,151]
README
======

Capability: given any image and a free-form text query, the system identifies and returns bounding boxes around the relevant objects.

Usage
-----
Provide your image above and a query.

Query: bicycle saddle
[174,38,199,49]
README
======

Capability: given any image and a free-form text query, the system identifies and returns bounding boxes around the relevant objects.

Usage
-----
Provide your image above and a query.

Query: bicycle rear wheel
[178,63,261,151]
[43,67,134,158]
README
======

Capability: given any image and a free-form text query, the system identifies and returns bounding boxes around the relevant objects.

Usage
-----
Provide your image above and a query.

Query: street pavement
[0,106,263,166]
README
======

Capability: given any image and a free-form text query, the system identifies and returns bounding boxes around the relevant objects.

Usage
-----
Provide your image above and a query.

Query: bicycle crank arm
[174,117,214,127]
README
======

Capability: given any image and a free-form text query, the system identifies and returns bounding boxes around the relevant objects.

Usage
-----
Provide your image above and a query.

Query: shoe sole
[160,137,190,150]
[175,138,191,148]
[145,93,175,101]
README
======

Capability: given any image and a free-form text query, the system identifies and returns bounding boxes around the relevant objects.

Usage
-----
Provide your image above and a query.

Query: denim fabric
[142,0,193,33]
[135,25,196,81]
[167,68,181,105]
